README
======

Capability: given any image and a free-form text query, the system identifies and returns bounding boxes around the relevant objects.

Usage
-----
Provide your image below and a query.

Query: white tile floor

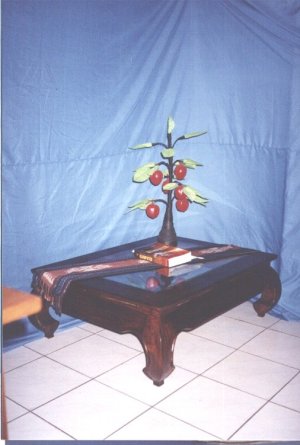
[3,301,300,440]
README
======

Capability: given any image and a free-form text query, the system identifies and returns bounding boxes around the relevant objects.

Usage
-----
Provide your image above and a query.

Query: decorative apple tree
[128,117,208,246]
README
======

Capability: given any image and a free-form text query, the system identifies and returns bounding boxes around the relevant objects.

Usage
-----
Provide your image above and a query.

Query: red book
[133,242,192,268]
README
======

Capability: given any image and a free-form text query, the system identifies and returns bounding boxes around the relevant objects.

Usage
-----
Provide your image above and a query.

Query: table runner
[32,244,255,315]
[31,258,160,314]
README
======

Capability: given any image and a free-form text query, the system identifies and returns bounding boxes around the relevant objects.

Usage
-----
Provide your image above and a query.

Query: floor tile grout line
[226,371,300,440]
[9,326,300,378]
[43,348,142,380]
[7,365,299,442]
[188,318,268,350]
[235,322,292,352]
[268,369,300,410]
[41,373,149,413]
[4,395,30,411]
[175,345,237,376]
[10,377,94,413]
[6,310,296,367]
[7,344,227,437]
[7,323,298,404]
[8,352,279,421]
[3,354,46,375]
[234,322,300,369]
[187,331,246,349]
[5,313,300,440]
[3,329,98,371]
[151,405,224,441]
[8,352,93,380]
[5,373,78,437]
[6,320,299,378]
[5,347,209,419]
[77,325,105,334]
[7,409,77,440]
[5,354,70,376]
[147,342,300,432]
[227,397,271,440]
[184,332,235,349]
[91,379,154,407]
[6,412,29,426]
[50,328,144,354]
[104,401,222,441]
[36,308,299,361]
[150,373,203,408]
[198,373,276,402]
[269,326,300,339]
[29,328,135,352]
[95,361,201,408]
[221,312,279,328]
[23,330,96,355]
[89,350,145,380]
[235,346,300,371]
[7,329,144,370]
[95,331,143,353]
[221,311,300,340]
[177,344,300,403]
[269,399,300,414]
[6,329,144,378]
[28,376,153,439]
[103,406,155,440]
[3,397,31,424]
[8,311,299,361]
[224,312,281,329]
[101,360,234,440]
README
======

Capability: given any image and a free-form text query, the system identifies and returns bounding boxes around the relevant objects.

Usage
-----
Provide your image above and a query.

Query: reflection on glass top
[102,256,238,293]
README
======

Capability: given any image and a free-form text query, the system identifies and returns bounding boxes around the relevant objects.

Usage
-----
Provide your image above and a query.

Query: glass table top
[70,237,277,303]
[102,256,239,293]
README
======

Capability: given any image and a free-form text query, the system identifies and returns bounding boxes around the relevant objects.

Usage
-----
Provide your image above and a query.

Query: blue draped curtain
[2,0,300,349]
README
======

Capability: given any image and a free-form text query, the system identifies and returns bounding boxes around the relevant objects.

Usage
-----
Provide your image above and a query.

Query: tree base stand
[157,194,177,246]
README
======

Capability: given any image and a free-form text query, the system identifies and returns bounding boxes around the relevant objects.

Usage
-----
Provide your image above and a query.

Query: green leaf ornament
[163,182,178,191]
[193,195,209,205]
[133,162,157,182]
[128,199,152,211]
[182,159,203,169]
[183,185,208,205]
[130,142,153,149]
[183,130,207,139]
[161,148,175,158]
[167,116,175,134]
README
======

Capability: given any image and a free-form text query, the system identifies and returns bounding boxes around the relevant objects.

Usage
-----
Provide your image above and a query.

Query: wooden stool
[2,287,42,439]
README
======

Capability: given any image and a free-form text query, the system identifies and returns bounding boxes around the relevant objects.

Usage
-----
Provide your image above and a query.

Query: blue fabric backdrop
[2,0,300,348]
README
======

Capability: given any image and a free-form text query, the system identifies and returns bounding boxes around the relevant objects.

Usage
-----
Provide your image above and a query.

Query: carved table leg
[28,299,59,338]
[253,266,281,317]
[138,312,177,386]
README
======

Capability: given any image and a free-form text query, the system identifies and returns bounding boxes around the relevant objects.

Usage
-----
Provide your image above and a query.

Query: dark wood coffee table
[29,237,281,386]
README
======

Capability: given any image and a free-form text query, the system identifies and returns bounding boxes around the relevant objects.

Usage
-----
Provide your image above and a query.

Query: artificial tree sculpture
[128,117,208,246]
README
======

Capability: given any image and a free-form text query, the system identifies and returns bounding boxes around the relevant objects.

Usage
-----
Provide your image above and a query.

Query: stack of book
[133,242,256,269]
[133,243,192,268]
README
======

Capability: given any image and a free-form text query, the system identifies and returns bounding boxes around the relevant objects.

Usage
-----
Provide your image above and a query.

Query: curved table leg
[253,266,281,317]
[28,300,59,338]
[138,313,177,386]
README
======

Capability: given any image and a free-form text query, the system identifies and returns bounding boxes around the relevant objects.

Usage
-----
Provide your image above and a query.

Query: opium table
[29,237,281,386]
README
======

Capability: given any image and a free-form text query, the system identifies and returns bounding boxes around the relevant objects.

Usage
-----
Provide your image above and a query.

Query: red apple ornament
[146,202,160,219]
[149,170,163,186]
[174,185,187,200]
[146,276,160,289]
[174,163,187,180]
[176,198,189,212]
